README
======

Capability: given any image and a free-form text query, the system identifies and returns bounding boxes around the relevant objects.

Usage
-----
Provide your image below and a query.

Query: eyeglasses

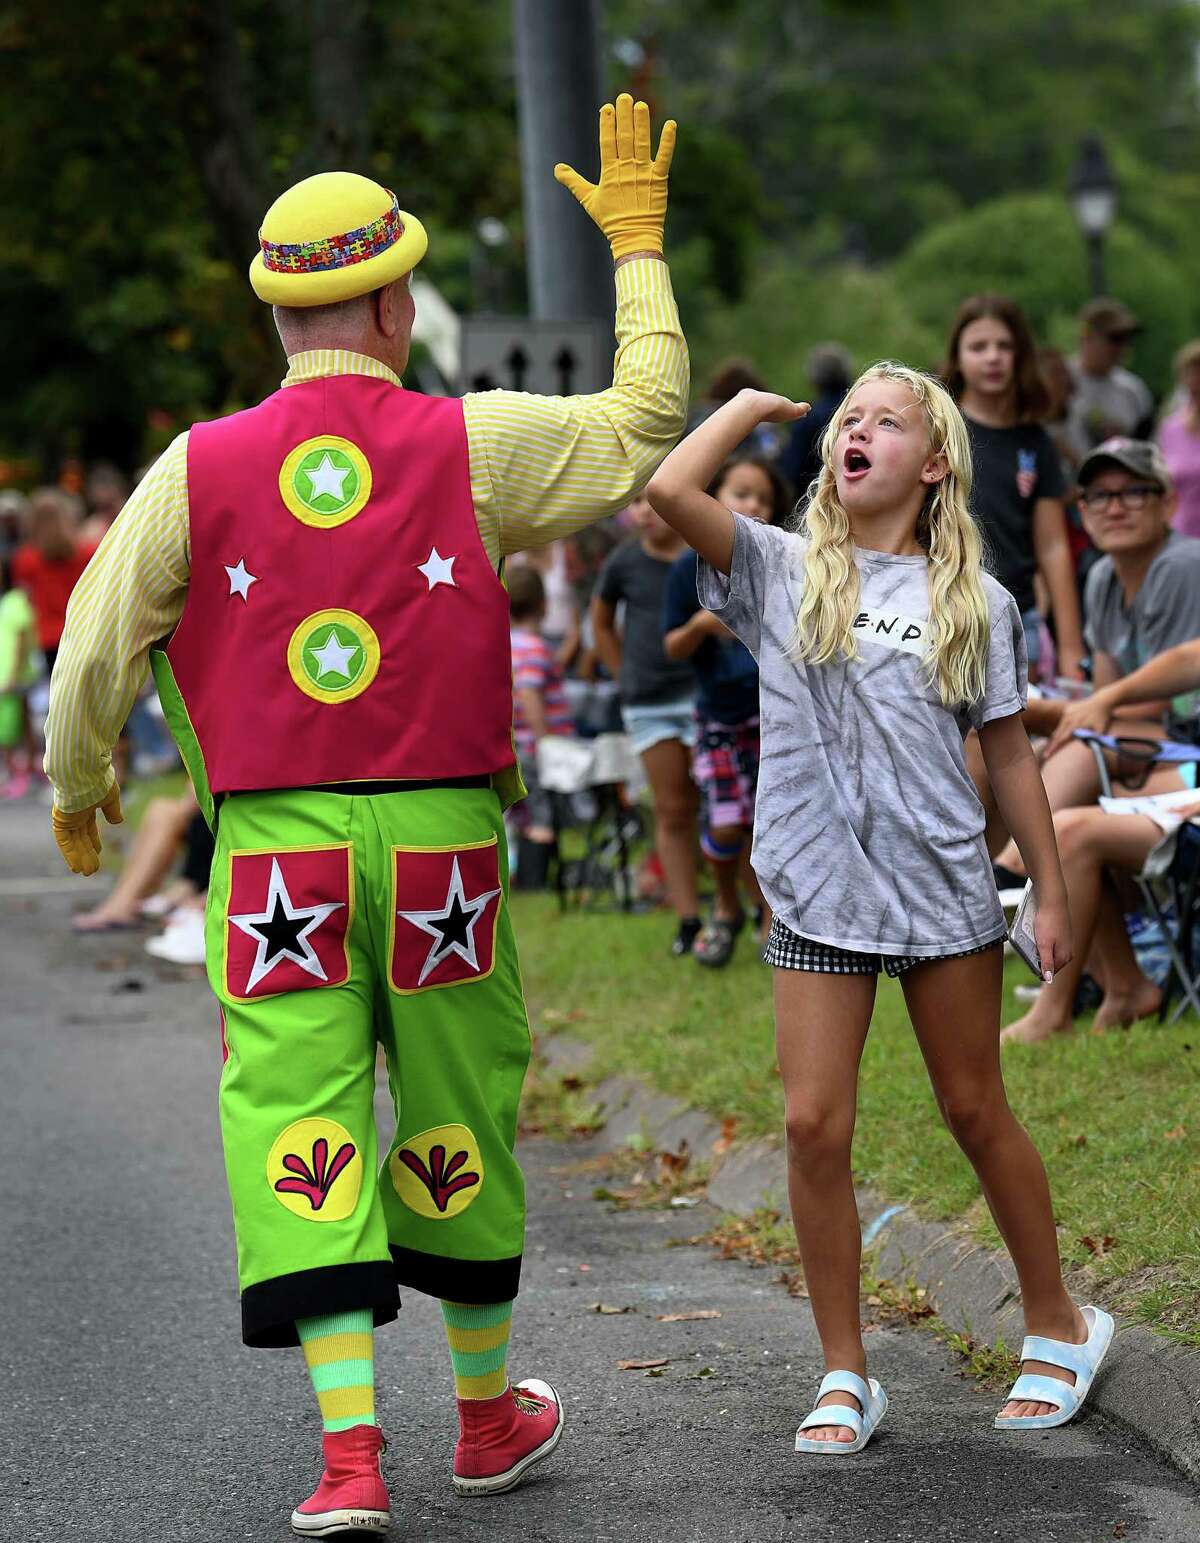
[1079,485,1160,513]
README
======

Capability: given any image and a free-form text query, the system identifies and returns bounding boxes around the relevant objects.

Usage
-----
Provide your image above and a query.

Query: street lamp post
[1068,133,1117,297]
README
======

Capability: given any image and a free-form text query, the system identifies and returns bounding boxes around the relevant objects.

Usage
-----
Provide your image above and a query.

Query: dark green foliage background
[4,0,1199,470]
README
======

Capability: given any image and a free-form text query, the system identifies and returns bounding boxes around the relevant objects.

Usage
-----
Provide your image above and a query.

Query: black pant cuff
[241,1260,401,1347]
[389,1244,522,1303]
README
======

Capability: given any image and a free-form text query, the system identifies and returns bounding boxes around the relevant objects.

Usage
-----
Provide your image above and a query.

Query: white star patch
[309,629,360,679]
[224,558,259,601]
[228,857,345,992]
[305,453,351,502]
[396,855,501,986]
[417,547,457,591]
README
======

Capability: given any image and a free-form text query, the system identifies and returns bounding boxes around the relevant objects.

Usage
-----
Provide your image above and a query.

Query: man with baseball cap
[44,95,686,1534]
[1075,438,1200,720]
[1064,298,1155,461]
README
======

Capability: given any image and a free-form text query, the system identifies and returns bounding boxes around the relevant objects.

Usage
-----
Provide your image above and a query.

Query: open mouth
[843,448,872,479]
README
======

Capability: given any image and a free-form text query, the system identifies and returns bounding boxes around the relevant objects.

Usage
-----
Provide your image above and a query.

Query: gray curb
[540,1033,1200,1485]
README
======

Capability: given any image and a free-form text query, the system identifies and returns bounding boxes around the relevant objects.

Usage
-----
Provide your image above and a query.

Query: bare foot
[998,1305,1089,1421]
[802,1387,863,1444]
[1093,979,1162,1032]
[72,906,139,933]
[1000,1007,1073,1046]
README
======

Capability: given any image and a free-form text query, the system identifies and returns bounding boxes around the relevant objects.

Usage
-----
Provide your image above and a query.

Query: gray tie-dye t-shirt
[697,514,1026,956]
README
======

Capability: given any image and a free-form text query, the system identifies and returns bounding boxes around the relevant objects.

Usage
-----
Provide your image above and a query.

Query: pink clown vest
[155,375,514,804]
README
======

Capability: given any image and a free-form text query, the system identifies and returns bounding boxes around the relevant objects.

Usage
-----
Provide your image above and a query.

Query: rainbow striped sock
[297,1309,376,1434]
[440,1299,513,1401]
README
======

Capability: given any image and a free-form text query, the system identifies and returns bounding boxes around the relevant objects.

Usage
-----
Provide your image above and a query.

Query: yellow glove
[51,784,124,877]
[554,93,677,259]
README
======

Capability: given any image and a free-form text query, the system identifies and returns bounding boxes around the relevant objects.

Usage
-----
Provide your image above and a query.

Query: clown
[45,95,686,1536]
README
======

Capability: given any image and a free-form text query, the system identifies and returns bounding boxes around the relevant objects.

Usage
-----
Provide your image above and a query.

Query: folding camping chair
[535,732,644,912]
[1074,730,1200,1022]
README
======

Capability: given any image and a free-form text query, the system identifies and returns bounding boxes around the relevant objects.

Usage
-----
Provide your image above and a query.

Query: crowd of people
[6,293,1200,1030]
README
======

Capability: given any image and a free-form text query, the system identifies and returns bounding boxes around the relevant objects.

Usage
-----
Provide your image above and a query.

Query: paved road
[4,801,1199,1542]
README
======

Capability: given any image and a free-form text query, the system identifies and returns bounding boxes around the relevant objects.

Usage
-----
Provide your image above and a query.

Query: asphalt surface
[4,799,1199,1542]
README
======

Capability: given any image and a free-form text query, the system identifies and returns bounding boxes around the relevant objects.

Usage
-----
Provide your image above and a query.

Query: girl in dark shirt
[943,296,1085,682]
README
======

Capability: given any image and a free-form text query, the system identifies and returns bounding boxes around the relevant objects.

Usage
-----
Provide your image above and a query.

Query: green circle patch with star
[279,435,373,527]
[287,608,381,704]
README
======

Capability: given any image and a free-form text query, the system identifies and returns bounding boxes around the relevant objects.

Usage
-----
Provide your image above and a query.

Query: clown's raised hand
[554,93,677,260]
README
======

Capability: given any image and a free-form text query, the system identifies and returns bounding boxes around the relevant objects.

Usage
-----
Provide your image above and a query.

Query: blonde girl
[646,363,1114,1454]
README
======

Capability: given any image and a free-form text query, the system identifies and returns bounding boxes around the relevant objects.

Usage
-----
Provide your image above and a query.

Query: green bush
[893,193,1196,396]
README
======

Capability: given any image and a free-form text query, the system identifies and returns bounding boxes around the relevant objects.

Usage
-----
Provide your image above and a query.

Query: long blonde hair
[789,361,991,710]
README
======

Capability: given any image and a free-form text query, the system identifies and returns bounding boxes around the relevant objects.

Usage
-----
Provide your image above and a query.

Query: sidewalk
[539,1031,1200,1486]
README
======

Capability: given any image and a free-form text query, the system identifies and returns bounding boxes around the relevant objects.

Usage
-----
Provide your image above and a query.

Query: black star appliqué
[228,858,345,991]
[396,855,502,986]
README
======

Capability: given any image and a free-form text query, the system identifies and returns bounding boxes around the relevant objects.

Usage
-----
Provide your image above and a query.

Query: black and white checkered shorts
[763,918,1002,977]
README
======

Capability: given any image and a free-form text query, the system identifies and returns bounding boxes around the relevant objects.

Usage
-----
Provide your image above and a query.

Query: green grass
[511,893,1200,1338]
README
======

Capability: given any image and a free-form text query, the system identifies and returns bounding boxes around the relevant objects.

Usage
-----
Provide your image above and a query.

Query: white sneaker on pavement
[145,907,206,965]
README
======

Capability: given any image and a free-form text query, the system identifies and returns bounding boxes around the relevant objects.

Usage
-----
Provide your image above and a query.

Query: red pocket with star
[390,838,503,994]
[224,845,353,1001]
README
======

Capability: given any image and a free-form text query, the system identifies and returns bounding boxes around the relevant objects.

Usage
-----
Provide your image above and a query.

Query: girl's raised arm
[646,388,808,573]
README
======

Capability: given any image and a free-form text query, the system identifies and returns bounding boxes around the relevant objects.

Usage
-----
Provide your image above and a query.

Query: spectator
[687,359,780,457]
[1156,339,1200,539]
[1064,298,1155,461]
[943,294,1085,680]
[779,343,853,497]
[508,565,575,889]
[11,487,94,676]
[1002,633,1200,1046]
[71,785,204,932]
[80,461,129,545]
[990,438,1200,875]
[663,455,791,965]
[0,489,30,566]
[591,494,701,955]
[508,540,579,665]
[1039,345,1096,586]
[0,555,39,796]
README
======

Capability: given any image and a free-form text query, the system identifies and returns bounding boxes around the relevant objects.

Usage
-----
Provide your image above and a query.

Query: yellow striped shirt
[45,257,687,811]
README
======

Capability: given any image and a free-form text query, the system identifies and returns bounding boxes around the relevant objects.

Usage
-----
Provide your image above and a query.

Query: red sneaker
[452,1378,564,1496]
[291,1424,390,1537]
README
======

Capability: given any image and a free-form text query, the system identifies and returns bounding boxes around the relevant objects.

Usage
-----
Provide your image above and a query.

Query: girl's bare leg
[639,737,700,921]
[1002,810,1159,1044]
[72,795,194,929]
[775,967,876,1443]
[901,947,1087,1419]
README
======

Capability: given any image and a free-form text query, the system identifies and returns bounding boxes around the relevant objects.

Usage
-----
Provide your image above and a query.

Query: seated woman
[71,783,199,932]
[1003,635,1200,1044]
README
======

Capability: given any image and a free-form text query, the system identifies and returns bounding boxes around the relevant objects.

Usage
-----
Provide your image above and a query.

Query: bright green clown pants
[204,785,531,1347]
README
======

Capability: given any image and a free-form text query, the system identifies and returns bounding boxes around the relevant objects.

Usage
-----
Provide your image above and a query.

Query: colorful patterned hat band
[260,194,405,275]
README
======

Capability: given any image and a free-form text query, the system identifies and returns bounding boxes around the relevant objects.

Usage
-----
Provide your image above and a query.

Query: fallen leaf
[1113,1523,1127,1539]
[656,1310,722,1322]
[659,1142,690,1176]
[866,1294,883,1307]
[712,1117,738,1155]
[617,1358,668,1371]
[645,1367,667,1377]
[561,1074,584,1091]
[1163,1125,1186,1141]
[591,1302,631,1315]
[1079,1234,1118,1257]
[689,1366,715,1378]
[1073,1133,1088,1148]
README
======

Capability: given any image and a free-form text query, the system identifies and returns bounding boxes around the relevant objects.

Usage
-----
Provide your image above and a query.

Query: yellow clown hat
[249,172,428,307]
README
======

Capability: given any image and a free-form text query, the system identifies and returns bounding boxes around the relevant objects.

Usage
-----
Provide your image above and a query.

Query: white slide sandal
[795,1370,888,1455]
[994,1304,1115,1430]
